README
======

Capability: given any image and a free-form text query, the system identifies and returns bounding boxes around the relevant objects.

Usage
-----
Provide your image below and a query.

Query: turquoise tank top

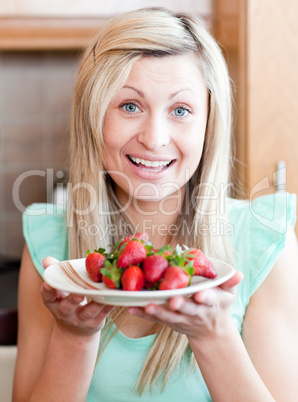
[23,193,296,401]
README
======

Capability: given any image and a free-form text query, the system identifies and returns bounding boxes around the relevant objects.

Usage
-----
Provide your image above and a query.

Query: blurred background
[0,0,297,308]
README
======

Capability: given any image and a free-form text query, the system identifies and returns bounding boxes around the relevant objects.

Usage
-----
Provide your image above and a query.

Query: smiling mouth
[127,155,175,172]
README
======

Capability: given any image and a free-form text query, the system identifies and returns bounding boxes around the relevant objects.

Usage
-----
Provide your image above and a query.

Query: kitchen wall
[0,51,78,258]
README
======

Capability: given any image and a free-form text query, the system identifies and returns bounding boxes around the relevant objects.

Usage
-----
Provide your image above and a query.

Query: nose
[137,114,170,151]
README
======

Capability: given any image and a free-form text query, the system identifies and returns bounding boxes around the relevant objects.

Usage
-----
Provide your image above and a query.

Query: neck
[116,187,185,249]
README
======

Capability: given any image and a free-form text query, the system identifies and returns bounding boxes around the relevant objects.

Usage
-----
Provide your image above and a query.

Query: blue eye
[173,107,190,117]
[122,103,139,113]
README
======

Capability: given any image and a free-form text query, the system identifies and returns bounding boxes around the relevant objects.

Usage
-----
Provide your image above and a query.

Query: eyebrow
[123,86,144,97]
[169,89,195,99]
[122,86,196,99]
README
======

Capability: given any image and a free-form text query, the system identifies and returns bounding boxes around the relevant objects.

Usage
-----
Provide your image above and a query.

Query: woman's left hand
[127,271,243,341]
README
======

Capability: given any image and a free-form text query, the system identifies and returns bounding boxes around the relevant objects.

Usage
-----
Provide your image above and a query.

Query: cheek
[103,113,134,157]
[102,120,124,166]
[180,129,205,163]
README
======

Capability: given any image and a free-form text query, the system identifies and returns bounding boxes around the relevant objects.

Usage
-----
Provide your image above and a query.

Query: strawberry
[117,240,147,268]
[143,281,159,290]
[118,232,149,249]
[85,252,105,282]
[121,266,145,291]
[142,254,168,283]
[102,275,118,289]
[159,266,191,290]
[100,261,122,289]
[156,244,173,257]
[183,248,217,279]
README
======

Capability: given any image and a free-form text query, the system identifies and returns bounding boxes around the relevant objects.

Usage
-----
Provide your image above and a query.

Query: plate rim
[43,257,236,302]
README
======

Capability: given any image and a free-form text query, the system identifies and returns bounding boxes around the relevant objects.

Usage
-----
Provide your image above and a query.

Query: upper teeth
[129,156,171,167]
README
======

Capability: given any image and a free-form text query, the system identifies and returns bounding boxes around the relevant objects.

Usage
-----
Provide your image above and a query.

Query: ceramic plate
[43,257,235,306]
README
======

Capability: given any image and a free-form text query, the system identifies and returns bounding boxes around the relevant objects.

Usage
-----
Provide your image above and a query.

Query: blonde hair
[68,7,234,394]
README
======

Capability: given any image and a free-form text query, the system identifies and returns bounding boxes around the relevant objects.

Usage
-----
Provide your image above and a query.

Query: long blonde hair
[67,8,234,394]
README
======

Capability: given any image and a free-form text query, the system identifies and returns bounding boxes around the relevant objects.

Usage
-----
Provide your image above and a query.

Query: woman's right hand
[41,257,114,336]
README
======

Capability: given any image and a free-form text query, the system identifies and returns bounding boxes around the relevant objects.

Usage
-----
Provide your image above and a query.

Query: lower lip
[126,156,176,180]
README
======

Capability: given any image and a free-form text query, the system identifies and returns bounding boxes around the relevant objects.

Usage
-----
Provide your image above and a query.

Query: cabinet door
[216,0,298,234]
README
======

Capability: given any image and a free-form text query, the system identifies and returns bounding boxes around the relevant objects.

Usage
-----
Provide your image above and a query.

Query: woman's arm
[13,245,113,402]
[242,225,298,401]
[186,277,276,402]
[128,227,298,401]
[189,227,298,401]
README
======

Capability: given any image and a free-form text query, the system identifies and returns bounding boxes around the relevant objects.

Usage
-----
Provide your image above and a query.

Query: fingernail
[147,305,157,314]
[174,297,183,309]
[57,291,70,299]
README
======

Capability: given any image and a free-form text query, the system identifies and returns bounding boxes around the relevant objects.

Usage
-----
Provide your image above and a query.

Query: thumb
[42,256,59,269]
[219,270,243,293]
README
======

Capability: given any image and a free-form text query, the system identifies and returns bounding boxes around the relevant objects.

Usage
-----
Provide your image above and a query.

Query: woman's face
[103,53,209,206]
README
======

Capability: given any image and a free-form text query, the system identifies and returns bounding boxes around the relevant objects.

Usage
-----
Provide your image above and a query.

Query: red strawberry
[118,232,149,249]
[184,248,217,279]
[121,266,145,291]
[102,275,118,289]
[142,254,168,283]
[100,264,122,289]
[117,240,147,268]
[158,266,190,290]
[85,252,105,282]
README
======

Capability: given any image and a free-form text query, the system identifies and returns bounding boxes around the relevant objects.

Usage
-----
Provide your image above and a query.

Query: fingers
[127,273,244,339]
[43,256,59,269]
[41,281,114,333]
[169,296,205,314]
[127,305,171,325]
[78,301,114,321]
[57,294,86,317]
[143,304,184,325]
[129,272,244,318]
[193,271,243,304]
[192,290,220,306]
[128,301,193,325]
[219,270,243,293]
[41,282,68,303]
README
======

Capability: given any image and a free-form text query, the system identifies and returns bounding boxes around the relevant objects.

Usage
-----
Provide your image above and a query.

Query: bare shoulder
[245,225,298,313]
[242,226,298,400]
[13,244,55,400]
[17,244,54,329]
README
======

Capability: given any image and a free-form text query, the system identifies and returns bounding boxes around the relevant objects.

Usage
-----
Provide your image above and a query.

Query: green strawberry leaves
[145,244,155,256]
[157,244,173,254]
[101,259,122,288]
[86,248,106,256]
[94,247,106,255]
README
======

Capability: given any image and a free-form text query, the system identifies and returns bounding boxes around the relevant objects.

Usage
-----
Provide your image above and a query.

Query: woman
[13,8,298,401]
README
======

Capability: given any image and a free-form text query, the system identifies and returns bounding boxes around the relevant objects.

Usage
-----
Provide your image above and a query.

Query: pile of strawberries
[85,233,217,291]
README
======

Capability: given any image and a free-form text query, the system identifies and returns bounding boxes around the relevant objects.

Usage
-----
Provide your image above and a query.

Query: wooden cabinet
[216,0,298,233]
[0,18,107,50]
[0,1,212,50]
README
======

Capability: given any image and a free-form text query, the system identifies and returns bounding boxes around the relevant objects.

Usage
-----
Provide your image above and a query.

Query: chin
[132,193,164,203]
[131,188,182,203]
